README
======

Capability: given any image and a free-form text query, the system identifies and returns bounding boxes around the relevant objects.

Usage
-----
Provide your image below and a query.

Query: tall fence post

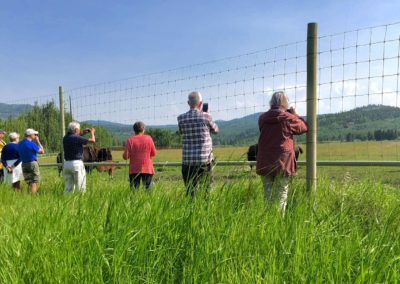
[306,23,318,191]
[59,86,66,164]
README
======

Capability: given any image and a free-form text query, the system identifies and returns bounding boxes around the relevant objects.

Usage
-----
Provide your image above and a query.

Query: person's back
[257,107,307,177]
[256,91,307,212]
[177,91,219,197]
[124,134,156,173]
[178,109,217,165]
[123,121,156,190]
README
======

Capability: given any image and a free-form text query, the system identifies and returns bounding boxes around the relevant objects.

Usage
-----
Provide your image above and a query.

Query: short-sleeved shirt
[123,134,156,174]
[1,143,21,168]
[177,109,219,165]
[18,139,40,163]
[63,133,88,161]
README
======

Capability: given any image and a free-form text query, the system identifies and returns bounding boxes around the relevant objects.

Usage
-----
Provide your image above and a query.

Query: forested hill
[86,105,400,145]
[0,103,32,119]
[317,105,400,142]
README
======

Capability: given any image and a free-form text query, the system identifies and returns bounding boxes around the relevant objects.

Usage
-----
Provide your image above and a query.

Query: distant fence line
[39,160,400,168]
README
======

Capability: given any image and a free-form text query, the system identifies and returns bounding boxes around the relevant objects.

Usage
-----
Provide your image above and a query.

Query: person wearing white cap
[17,128,44,193]
[1,132,23,190]
[0,129,6,183]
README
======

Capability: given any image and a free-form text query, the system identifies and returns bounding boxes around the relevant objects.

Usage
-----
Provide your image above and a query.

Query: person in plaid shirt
[177,91,219,196]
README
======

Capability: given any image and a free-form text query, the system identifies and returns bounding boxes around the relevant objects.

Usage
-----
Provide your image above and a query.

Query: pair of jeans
[182,164,212,197]
[129,173,153,190]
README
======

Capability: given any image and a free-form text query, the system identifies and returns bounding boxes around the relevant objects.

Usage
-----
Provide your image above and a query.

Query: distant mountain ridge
[0,103,32,119]
[86,105,400,145]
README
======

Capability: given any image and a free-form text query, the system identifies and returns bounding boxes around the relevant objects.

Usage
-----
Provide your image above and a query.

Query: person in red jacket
[123,121,157,190]
[256,91,308,211]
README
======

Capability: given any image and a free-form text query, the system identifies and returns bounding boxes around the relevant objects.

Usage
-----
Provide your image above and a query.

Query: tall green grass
[0,170,399,283]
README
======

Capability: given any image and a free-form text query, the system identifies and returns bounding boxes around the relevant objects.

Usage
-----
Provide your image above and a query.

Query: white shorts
[63,160,86,193]
[3,159,24,185]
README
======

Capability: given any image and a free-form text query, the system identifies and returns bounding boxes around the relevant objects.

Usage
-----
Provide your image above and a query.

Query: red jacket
[123,134,156,174]
[256,106,308,177]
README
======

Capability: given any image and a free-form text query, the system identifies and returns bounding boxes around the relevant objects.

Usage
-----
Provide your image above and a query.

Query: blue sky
[1,0,399,100]
[1,0,400,125]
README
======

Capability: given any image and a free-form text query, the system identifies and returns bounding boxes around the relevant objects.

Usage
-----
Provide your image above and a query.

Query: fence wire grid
[1,21,400,163]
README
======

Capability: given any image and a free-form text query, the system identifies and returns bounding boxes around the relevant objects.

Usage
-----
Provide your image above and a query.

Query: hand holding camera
[287,106,297,115]
[83,128,95,134]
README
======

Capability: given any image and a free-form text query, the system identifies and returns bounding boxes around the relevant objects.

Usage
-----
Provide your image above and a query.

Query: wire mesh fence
[1,21,400,165]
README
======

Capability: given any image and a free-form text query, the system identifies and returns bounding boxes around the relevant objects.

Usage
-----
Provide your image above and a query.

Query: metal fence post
[59,86,66,164]
[306,23,318,191]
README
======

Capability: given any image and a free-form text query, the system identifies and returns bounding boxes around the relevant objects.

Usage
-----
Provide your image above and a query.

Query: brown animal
[57,145,117,177]
[246,144,303,169]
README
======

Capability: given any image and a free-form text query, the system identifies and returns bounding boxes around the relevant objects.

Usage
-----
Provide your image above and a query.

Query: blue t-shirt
[18,139,40,163]
[1,143,21,167]
[63,133,88,161]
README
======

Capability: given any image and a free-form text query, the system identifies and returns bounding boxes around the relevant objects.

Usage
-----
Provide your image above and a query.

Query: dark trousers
[129,173,153,190]
[182,164,212,197]
[0,169,3,183]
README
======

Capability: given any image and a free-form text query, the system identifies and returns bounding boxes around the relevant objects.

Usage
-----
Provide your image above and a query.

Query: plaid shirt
[178,109,219,165]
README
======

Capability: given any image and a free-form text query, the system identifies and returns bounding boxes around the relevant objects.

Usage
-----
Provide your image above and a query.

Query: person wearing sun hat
[0,129,6,183]
[18,128,44,193]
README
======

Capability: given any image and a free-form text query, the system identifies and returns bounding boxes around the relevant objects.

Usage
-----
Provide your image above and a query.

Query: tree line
[0,102,114,152]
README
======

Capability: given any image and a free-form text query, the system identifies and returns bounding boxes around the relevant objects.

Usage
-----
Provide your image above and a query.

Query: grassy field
[1,141,400,282]
[0,168,399,282]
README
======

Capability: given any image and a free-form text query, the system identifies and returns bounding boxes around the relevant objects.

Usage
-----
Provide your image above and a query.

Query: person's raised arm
[208,115,219,134]
[35,136,45,154]
[87,128,95,143]
[287,107,308,135]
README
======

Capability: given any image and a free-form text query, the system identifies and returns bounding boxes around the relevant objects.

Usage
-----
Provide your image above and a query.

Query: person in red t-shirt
[123,121,157,190]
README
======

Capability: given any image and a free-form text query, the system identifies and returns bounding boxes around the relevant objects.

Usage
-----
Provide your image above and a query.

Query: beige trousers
[260,175,289,211]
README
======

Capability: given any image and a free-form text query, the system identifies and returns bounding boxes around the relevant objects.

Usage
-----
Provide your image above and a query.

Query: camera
[83,128,91,134]
[202,103,209,112]
[287,108,294,114]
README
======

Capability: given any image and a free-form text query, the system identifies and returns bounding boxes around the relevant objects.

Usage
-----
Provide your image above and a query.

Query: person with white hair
[177,91,219,197]
[256,91,308,212]
[1,132,23,190]
[62,121,95,193]
[18,128,45,193]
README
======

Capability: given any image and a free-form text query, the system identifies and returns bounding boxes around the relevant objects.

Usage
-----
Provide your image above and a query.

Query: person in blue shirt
[63,121,95,193]
[1,132,23,191]
[18,128,44,193]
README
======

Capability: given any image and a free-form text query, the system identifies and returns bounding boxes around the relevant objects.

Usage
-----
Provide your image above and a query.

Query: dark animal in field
[57,145,117,177]
[246,144,303,169]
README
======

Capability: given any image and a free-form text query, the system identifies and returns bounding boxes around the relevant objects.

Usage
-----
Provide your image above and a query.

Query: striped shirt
[178,109,219,165]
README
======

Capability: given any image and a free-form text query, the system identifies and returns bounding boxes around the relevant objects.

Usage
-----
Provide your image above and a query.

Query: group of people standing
[1,91,307,211]
[0,128,44,193]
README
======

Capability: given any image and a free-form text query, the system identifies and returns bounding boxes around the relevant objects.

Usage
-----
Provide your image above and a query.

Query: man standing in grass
[63,122,95,193]
[18,128,44,193]
[177,91,219,197]
[0,129,6,183]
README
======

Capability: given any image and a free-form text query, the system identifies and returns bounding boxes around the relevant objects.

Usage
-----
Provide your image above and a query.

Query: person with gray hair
[256,91,308,211]
[1,132,23,190]
[177,91,219,197]
[62,121,95,193]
